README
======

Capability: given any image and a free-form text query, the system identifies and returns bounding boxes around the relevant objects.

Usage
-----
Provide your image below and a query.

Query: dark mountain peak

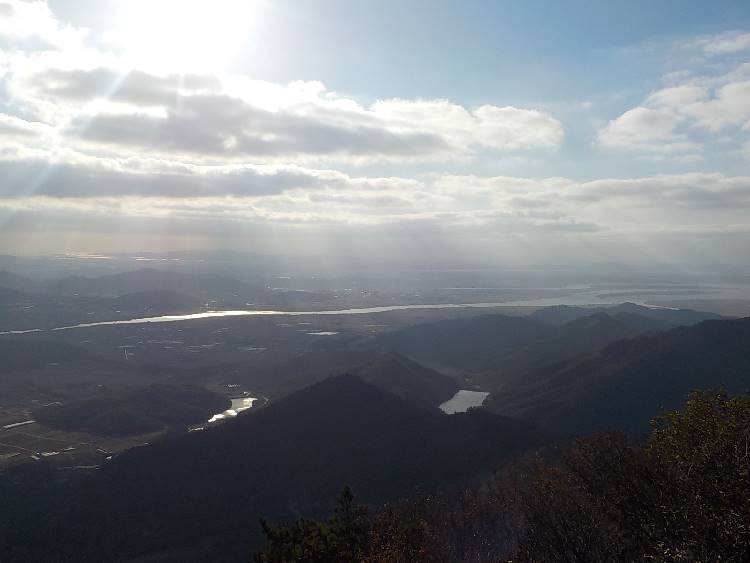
[248,372,420,424]
[352,352,460,408]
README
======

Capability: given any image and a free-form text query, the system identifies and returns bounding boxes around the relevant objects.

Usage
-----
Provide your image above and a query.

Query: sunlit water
[207,397,257,423]
[0,302,529,334]
[2,284,743,335]
[439,390,490,414]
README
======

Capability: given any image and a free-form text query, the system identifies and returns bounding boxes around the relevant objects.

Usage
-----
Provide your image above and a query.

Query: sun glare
[113,0,256,73]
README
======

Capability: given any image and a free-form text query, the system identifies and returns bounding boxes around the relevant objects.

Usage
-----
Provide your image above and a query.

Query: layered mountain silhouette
[475,311,666,391]
[367,304,722,377]
[8,375,541,561]
[486,317,750,436]
[529,302,723,328]
[0,268,252,299]
[249,349,459,408]
[351,351,460,408]
[367,314,557,371]
[0,269,221,331]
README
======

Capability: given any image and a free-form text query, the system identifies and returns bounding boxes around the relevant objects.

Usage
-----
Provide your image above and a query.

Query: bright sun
[113,0,256,73]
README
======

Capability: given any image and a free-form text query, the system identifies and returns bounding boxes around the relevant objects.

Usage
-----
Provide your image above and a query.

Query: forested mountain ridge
[486,316,750,436]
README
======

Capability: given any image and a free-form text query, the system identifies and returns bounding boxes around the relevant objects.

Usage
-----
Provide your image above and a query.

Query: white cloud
[689,31,750,55]
[597,107,698,153]
[373,99,563,152]
[2,144,747,236]
[645,85,708,108]
[0,0,86,51]
[0,113,54,138]
[681,80,750,131]
[0,2,748,262]
[598,58,750,156]
[2,49,564,164]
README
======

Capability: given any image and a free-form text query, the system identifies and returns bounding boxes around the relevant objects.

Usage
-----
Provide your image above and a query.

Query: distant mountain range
[529,302,724,328]
[0,267,251,299]
[367,314,557,372]
[0,269,221,331]
[368,303,723,375]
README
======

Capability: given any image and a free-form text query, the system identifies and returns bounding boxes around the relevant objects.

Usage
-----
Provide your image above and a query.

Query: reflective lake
[207,397,257,423]
[439,390,490,414]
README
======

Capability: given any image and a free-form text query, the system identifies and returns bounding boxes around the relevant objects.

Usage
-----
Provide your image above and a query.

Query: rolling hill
[34,384,230,436]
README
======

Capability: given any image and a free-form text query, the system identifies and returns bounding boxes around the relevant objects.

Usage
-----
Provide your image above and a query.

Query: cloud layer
[0,1,749,264]
[4,52,563,163]
[598,33,750,160]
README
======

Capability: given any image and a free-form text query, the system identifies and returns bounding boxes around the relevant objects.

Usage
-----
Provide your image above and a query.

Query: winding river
[1,285,711,335]
[0,301,537,334]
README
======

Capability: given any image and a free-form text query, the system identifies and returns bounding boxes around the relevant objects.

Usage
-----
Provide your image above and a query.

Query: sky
[0,0,749,266]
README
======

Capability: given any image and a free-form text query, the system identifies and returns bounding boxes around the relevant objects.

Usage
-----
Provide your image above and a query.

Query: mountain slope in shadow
[10,375,542,562]
[34,383,230,436]
[246,349,459,408]
[476,311,666,391]
[367,314,557,372]
[487,317,750,437]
